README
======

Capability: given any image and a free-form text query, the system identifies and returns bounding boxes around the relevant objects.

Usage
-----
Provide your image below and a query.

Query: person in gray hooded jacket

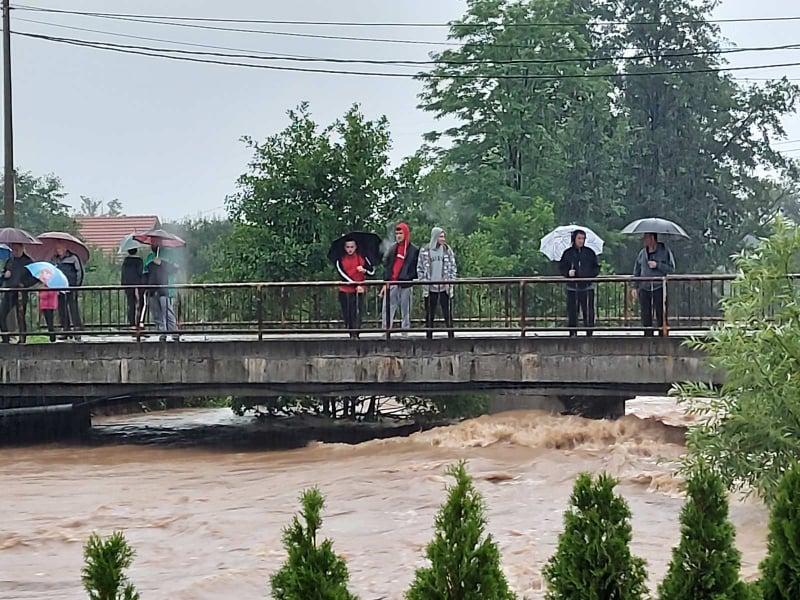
[631,233,675,335]
[417,227,457,338]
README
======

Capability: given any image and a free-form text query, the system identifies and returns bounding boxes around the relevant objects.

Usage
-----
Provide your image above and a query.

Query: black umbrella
[327,232,382,265]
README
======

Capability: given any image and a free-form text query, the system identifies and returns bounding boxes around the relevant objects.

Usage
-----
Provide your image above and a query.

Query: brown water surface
[0,397,767,599]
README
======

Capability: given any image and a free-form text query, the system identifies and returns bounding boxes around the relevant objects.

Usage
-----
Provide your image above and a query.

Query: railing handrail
[0,272,784,293]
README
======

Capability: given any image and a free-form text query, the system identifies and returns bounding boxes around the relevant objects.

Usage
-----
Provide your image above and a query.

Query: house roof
[77,215,161,254]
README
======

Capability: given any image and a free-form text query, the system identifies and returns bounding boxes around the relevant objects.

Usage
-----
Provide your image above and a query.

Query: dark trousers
[58,291,83,334]
[42,309,56,342]
[425,291,453,338]
[125,289,143,327]
[0,290,28,343]
[566,289,595,335]
[639,287,665,336]
[338,292,364,337]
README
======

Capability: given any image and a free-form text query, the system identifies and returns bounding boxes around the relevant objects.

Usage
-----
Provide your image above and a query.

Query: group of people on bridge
[334,220,678,337]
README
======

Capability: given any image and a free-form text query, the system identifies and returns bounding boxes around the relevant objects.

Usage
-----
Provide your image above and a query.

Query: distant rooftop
[77,215,160,255]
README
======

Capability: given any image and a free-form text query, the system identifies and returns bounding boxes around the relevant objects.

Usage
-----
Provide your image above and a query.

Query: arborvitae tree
[658,464,751,600]
[543,472,648,600]
[81,531,140,600]
[759,464,800,600]
[270,488,357,600]
[405,462,516,600]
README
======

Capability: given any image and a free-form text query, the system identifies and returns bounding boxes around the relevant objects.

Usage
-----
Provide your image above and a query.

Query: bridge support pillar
[0,401,91,444]
[560,395,628,420]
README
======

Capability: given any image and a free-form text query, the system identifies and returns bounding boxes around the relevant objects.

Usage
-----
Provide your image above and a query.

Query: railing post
[519,280,527,337]
[256,285,264,342]
[384,284,391,341]
[662,277,670,337]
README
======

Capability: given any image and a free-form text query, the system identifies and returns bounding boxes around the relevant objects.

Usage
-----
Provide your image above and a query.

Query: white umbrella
[539,225,604,261]
[118,233,148,255]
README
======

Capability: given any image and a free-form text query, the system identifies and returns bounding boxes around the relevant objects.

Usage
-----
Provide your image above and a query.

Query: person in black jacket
[380,222,419,331]
[558,229,600,336]
[121,248,144,327]
[0,243,35,343]
[53,244,84,340]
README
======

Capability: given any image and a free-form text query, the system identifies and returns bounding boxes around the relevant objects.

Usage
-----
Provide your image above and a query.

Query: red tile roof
[77,215,161,255]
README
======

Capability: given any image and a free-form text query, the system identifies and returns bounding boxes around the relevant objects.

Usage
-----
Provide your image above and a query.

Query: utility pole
[2,0,14,227]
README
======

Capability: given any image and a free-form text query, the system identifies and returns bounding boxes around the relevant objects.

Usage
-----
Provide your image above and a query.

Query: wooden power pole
[2,0,14,227]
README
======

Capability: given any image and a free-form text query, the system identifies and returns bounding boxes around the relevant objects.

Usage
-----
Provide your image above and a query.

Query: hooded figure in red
[381,222,420,330]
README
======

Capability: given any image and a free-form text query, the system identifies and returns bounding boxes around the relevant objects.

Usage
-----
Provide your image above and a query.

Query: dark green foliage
[405,462,516,600]
[658,464,750,600]
[543,473,648,600]
[759,464,800,600]
[81,531,140,600]
[271,488,357,600]
[2,171,78,234]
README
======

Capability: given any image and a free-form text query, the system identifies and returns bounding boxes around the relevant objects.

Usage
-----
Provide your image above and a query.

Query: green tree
[418,0,626,234]
[218,103,398,282]
[163,217,232,280]
[81,531,140,600]
[675,220,800,499]
[271,488,357,600]
[616,0,800,271]
[759,464,800,600]
[1,172,77,234]
[406,462,516,600]
[543,473,648,600]
[658,464,751,600]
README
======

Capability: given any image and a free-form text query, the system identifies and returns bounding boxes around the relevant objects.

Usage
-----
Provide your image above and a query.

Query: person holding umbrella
[330,233,378,338]
[30,232,90,340]
[0,228,40,343]
[136,230,185,341]
[622,219,684,336]
[417,227,457,339]
[558,229,600,336]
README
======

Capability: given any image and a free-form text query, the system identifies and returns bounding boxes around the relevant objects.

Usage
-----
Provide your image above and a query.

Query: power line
[13,19,800,67]
[15,30,800,81]
[13,3,800,28]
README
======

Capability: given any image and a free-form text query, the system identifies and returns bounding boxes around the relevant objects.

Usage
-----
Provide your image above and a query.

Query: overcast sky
[7,0,800,220]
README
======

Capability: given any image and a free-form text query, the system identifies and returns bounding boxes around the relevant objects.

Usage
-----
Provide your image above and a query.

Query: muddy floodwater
[0,398,768,599]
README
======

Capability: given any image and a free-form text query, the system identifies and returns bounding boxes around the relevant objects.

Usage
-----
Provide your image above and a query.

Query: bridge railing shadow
[0,274,759,341]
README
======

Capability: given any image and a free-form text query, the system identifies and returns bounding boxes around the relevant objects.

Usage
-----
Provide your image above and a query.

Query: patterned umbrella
[539,225,604,261]
[26,262,69,289]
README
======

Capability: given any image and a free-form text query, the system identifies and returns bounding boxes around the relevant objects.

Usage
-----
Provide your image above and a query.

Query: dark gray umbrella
[621,218,689,239]
[0,227,41,245]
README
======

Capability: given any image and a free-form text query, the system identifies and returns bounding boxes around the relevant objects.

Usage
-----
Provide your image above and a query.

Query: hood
[430,227,444,251]
[396,222,410,257]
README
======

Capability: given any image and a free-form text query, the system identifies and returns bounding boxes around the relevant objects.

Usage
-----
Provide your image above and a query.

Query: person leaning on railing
[417,226,457,339]
[0,243,35,344]
[144,244,180,342]
[630,233,675,336]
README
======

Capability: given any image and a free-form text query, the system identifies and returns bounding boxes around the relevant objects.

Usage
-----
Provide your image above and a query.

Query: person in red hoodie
[380,222,419,331]
[336,238,375,338]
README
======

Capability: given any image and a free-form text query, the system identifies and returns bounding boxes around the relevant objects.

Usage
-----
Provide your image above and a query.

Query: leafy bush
[675,220,800,500]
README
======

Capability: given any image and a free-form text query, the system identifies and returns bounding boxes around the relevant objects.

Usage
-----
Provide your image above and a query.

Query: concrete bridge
[0,335,716,414]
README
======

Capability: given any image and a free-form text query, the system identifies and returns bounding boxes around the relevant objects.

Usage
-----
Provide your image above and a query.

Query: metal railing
[0,274,742,342]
